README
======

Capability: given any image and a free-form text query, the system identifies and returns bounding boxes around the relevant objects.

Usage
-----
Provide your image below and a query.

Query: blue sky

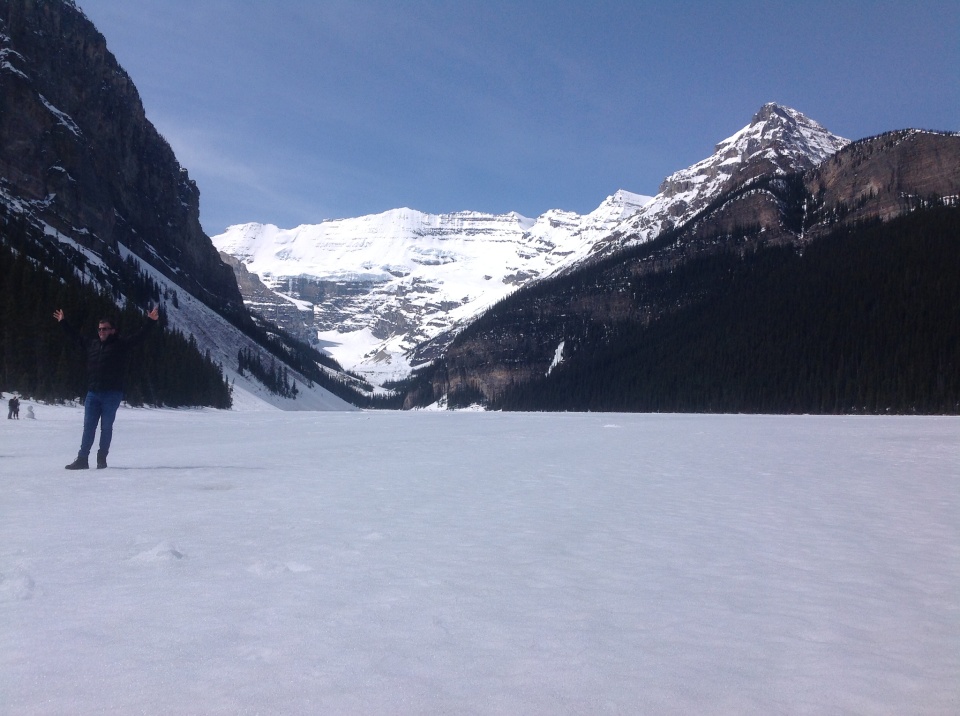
[75,1,958,234]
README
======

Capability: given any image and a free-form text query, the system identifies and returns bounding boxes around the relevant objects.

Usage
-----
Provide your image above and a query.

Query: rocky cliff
[805,129,960,230]
[0,0,361,410]
[0,0,242,312]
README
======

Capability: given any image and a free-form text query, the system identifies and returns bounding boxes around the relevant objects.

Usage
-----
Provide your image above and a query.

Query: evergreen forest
[1,221,232,408]
[493,206,960,414]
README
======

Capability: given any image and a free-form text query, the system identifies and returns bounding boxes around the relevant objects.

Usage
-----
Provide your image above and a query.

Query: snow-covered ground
[2,403,957,714]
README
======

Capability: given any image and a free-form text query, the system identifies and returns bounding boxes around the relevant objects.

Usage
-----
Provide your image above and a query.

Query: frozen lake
[2,405,958,714]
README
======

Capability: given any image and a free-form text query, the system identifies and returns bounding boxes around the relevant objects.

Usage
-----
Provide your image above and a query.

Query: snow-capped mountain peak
[659,103,848,198]
[213,191,653,382]
[708,103,847,173]
[584,189,653,224]
[591,103,849,254]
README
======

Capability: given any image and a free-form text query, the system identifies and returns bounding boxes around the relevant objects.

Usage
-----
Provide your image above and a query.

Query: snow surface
[38,94,83,137]
[2,404,958,714]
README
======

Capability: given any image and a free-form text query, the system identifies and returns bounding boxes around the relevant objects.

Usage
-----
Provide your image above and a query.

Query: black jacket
[61,319,155,393]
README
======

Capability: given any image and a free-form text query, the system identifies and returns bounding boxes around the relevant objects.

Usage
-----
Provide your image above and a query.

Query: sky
[3,406,958,712]
[73,0,959,234]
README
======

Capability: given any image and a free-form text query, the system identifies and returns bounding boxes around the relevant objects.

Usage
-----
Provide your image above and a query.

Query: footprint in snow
[247,560,312,577]
[129,541,186,563]
[0,568,36,601]
[239,645,281,663]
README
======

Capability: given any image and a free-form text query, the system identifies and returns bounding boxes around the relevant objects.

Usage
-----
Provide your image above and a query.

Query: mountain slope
[403,104,851,387]
[0,0,240,311]
[497,206,960,414]
[0,0,356,410]
[213,190,653,382]
[410,129,960,412]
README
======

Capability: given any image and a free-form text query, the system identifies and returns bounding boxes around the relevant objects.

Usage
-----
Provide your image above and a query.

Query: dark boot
[96,451,108,469]
[65,455,89,470]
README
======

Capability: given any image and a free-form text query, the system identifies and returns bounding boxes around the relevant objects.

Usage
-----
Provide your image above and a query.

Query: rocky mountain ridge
[216,104,849,385]
[415,128,959,409]
[585,103,850,259]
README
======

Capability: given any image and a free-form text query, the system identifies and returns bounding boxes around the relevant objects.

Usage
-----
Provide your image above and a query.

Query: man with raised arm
[53,306,160,469]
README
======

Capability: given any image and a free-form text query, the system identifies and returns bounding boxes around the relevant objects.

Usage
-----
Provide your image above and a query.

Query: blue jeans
[79,391,124,457]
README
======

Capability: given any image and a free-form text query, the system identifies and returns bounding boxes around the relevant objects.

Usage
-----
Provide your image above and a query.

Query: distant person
[53,306,160,469]
[7,396,18,419]
[12,397,19,418]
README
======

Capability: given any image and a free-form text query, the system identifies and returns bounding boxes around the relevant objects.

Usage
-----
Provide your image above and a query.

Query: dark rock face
[0,0,242,312]
[805,130,960,230]
[219,252,316,341]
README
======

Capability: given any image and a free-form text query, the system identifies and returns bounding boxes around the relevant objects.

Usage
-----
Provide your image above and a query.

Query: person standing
[53,306,159,469]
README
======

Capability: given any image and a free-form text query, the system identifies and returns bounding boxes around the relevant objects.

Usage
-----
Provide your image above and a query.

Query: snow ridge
[600,103,850,254]
[213,191,653,382]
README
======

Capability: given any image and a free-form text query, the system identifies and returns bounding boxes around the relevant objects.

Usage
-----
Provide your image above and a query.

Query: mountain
[214,104,851,386]
[0,0,356,410]
[586,103,850,259]
[412,128,960,412]
[0,0,239,311]
[492,206,960,414]
[403,103,853,378]
[6,1,953,414]
[212,190,653,383]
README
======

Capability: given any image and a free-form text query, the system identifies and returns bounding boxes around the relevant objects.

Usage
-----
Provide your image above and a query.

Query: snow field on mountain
[214,190,654,287]
[212,191,653,381]
[2,406,957,714]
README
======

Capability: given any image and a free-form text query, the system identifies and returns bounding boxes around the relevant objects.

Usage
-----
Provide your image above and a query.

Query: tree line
[237,347,298,399]
[492,206,960,414]
[1,216,231,408]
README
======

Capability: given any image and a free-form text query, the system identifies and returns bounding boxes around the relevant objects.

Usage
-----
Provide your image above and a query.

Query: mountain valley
[2,0,958,414]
